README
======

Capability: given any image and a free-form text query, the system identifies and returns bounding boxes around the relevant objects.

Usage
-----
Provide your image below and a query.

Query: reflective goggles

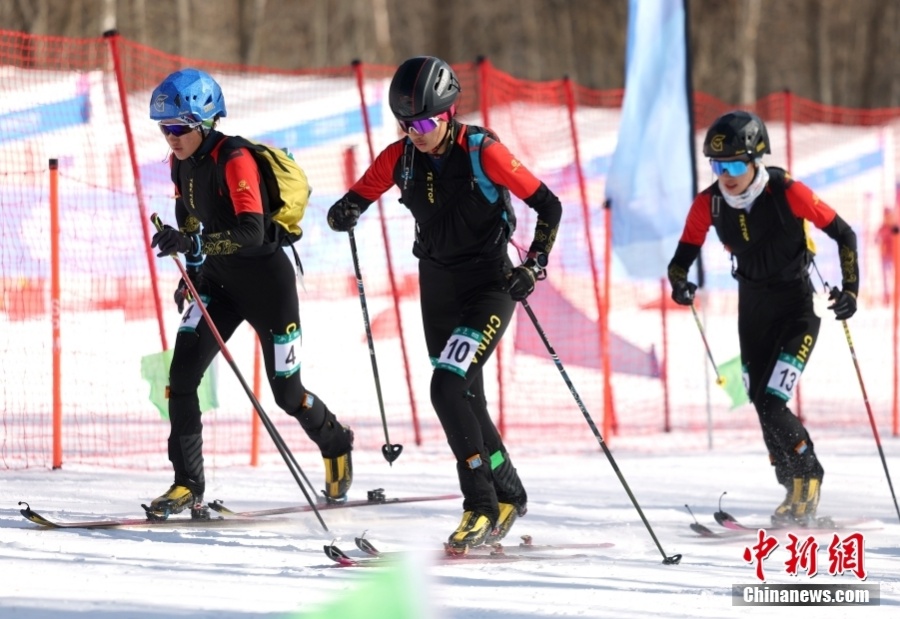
[397,115,444,135]
[710,159,750,176]
[158,121,202,137]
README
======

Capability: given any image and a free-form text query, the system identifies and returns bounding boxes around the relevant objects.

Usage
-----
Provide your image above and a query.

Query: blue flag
[606,0,694,280]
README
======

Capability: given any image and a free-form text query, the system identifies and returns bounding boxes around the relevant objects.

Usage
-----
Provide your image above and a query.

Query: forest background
[1,0,898,109]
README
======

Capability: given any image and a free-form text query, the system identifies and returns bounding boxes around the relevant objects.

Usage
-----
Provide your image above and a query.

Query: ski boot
[488,453,527,544]
[446,511,494,554]
[485,502,527,544]
[322,427,354,504]
[772,439,824,526]
[144,484,204,520]
[772,476,822,527]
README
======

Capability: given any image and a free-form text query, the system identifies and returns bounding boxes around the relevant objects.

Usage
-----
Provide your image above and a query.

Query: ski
[323,543,598,567]
[19,489,459,530]
[684,503,879,539]
[18,501,230,529]
[353,534,615,557]
[713,510,878,533]
[207,488,460,518]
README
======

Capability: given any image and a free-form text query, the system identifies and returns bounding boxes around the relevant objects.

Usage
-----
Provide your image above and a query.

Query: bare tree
[0,0,896,108]
[133,0,147,43]
[310,0,328,66]
[891,1,900,107]
[553,0,578,82]
[240,0,267,66]
[371,0,393,65]
[815,0,833,105]
[739,0,761,104]
[100,0,115,32]
[14,0,49,34]
[177,0,190,59]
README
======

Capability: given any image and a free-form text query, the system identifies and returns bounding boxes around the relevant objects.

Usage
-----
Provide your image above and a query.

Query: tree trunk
[815,0,833,105]
[312,0,329,66]
[133,0,147,43]
[240,0,267,66]
[100,0,116,33]
[892,1,900,106]
[739,0,761,104]
[371,0,393,65]
[16,0,49,34]
[177,0,190,59]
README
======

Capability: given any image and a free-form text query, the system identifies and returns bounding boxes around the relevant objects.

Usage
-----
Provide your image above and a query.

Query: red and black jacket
[343,121,562,268]
[170,130,275,257]
[669,167,858,293]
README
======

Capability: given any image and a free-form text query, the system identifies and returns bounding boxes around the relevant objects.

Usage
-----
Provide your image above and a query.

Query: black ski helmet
[703,110,771,159]
[389,56,461,121]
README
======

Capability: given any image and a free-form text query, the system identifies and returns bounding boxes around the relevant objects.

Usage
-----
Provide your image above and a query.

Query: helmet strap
[430,121,454,156]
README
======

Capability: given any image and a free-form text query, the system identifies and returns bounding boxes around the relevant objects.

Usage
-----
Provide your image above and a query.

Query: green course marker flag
[717,355,749,409]
[290,556,430,619]
[140,349,218,419]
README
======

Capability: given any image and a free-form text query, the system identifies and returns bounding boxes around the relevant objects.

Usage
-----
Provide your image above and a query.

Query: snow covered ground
[2,430,899,618]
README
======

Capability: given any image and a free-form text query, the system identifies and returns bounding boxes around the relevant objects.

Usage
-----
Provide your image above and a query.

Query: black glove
[507,254,547,301]
[327,197,361,232]
[828,287,857,320]
[173,266,202,313]
[671,280,697,306]
[151,225,198,257]
[174,278,192,313]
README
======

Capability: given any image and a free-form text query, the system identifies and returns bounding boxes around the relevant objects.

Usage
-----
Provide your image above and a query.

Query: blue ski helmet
[150,68,226,123]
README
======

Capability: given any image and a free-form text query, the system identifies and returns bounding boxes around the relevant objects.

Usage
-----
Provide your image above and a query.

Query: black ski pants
[166,249,346,495]
[418,256,525,522]
[738,278,823,485]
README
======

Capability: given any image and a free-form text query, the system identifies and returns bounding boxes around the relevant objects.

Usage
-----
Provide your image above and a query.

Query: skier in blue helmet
[149,67,226,124]
[146,68,354,519]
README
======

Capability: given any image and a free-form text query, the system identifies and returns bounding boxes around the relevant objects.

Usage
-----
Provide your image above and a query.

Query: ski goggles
[158,120,202,137]
[710,159,750,177]
[397,113,448,135]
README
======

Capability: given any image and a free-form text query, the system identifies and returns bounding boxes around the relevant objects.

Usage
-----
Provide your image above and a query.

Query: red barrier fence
[1,30,898,470]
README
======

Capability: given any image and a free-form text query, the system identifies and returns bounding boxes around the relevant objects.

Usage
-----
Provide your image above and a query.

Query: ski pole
[690,303,726,386]
[347,228,402,464]
[812,266,900,523]
[150,213,328,531]
[839,309,900,524]
[520,299,681,565]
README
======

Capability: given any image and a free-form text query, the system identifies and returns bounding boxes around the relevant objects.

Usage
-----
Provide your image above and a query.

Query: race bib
[177,295,211,333]
[765,353,804,401]
[436,327,483,377]
[273,325,301,377]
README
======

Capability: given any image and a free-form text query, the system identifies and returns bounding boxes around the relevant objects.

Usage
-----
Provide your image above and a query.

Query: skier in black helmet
[668,110,859,525]
[327,56,562,552]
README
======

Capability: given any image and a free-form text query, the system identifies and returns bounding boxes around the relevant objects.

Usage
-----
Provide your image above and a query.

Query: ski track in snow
[2,435,900,618]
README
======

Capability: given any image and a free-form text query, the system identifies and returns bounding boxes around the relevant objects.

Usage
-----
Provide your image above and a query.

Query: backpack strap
[464,125,516,236]
[212,137,252,198]
[466,129,499,203]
